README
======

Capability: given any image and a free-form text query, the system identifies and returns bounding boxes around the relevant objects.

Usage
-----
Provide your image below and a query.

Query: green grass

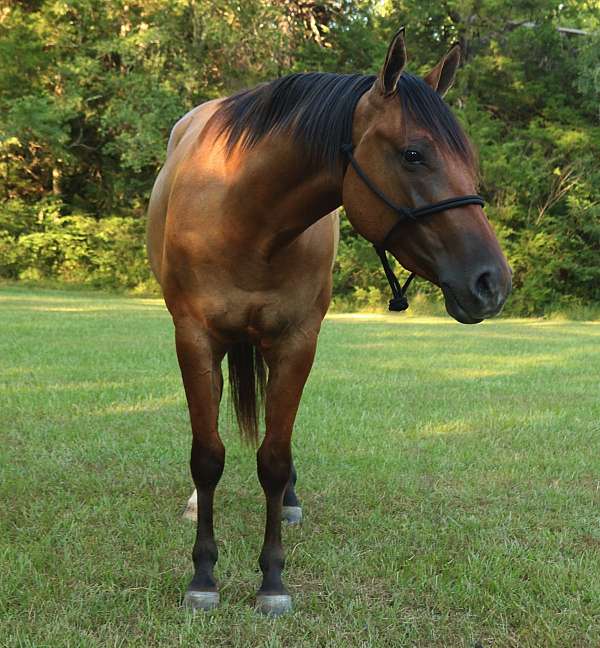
[1,287,599,647]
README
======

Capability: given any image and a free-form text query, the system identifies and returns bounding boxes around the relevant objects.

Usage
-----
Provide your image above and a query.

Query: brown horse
[146,28,511,615]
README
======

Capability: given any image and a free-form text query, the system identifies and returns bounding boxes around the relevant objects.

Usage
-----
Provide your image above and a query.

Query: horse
[146,27,512,615]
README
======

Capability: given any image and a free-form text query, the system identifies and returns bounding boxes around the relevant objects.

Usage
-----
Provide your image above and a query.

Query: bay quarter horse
[146,28,512,615]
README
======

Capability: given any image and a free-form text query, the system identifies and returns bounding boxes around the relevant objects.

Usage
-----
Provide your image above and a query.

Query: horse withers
[146,28,511,615]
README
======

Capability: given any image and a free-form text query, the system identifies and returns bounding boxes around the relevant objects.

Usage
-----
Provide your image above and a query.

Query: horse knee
[190,438,225,490]
[257,440,291,494]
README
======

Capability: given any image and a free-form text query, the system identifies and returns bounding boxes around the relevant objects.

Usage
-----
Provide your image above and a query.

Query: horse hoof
[183,590,219,612]
[255,593,293,616]
[281,505,302,525]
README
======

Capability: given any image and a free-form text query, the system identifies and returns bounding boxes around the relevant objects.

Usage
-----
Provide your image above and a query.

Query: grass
[1,286,599,647]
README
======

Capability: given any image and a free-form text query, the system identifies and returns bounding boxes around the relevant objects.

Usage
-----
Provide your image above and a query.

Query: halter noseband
[341,143,484,312]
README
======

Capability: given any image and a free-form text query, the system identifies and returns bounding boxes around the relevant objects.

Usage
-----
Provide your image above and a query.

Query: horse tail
[227,342,267,446]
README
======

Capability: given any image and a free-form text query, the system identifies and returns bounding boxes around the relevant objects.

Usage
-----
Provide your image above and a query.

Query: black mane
[217,71,473,171]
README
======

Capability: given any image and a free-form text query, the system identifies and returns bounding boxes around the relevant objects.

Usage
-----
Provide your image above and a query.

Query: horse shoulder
[146,99,225,283]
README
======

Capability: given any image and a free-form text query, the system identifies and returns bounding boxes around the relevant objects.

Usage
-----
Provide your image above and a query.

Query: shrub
[0,200,153,290]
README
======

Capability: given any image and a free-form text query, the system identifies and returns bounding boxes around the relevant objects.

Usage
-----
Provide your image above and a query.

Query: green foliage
[0,0,599,313]
[576,32,600,118]
[0,199,148,288]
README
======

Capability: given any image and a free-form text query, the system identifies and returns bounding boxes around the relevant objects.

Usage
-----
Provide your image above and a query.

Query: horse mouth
[441,284,484,325]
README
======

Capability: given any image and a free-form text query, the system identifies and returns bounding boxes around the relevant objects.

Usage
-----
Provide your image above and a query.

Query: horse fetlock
[192,541,218,568]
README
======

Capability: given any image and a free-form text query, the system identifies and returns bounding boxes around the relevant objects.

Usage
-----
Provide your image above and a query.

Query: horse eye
[403,149,423,164]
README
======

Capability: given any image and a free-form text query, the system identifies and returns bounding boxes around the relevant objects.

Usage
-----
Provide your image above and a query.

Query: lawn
[1,287,599,647]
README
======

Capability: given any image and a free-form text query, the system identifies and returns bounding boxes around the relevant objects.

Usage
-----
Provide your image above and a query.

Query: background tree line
[1,0,599,314]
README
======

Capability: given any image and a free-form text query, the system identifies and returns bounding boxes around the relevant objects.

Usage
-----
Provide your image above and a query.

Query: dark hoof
[255,593,293,616]
[183,590,219,612]
[281,505,302,525]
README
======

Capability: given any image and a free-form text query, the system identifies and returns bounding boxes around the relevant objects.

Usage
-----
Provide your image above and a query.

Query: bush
[0,199,153,291]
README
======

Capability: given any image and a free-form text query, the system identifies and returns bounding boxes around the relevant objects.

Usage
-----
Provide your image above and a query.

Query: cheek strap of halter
[341,143,485,312]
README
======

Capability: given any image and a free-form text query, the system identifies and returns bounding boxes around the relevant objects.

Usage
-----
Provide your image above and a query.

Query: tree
[0,0,598,312]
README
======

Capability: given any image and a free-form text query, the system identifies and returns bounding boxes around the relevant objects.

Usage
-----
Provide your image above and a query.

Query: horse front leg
[255,330,318,615]
[184,458,300,524]
[174,318,226,611]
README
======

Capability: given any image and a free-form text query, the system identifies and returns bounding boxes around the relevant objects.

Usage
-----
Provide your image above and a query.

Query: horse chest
[165,226,330,346]
[205,291,310,347]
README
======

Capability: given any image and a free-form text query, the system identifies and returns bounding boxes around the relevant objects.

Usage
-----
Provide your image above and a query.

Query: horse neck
[224,139,344,258]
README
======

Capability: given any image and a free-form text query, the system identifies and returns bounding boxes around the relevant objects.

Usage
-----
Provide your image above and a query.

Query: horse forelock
[395,73,477,174]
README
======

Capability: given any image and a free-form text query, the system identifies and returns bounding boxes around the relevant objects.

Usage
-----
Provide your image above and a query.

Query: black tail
[227,342,267,445]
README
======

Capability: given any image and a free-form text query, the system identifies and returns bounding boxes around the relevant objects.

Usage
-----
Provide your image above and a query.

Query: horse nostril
[475,271,494,300]
[472,268,506,312]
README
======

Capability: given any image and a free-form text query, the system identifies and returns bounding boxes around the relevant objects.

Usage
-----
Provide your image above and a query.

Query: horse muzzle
[441,265,512,324]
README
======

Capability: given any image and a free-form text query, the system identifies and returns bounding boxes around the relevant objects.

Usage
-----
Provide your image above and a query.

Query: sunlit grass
[1,286,600,647]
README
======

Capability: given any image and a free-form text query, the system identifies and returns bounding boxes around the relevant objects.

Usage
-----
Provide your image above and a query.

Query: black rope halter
[341,143,484,312]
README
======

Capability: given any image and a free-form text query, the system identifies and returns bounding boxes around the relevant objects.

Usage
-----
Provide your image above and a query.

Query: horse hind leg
[183,489,198,521]
[174,318,226,612]
[282,460,302,525]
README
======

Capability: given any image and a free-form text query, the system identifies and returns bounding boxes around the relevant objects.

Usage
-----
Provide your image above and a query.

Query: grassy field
[1,287,599,647]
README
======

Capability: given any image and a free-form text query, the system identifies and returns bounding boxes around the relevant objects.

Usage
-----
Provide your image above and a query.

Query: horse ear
[424,43,461,97]
[377,27,407,97]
